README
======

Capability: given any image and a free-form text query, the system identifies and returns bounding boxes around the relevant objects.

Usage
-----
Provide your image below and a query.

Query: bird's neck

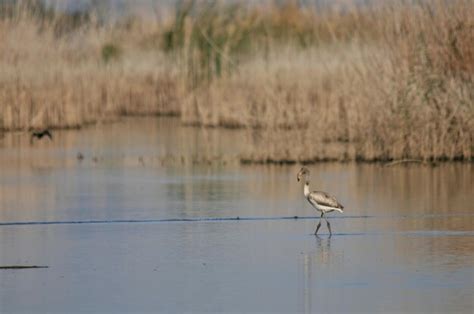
[303,181,310,198]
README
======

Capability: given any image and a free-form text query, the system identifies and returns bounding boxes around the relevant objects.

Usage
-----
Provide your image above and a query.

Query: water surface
[0,118,473,313]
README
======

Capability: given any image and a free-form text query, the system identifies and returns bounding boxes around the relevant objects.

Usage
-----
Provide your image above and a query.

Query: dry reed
[0,1,182,131]
[0,0,473,162]
[175,0,474,161]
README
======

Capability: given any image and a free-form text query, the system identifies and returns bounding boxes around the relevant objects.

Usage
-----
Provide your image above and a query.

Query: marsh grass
[174,1,474,161]
[0,1,181,131]
[0,0,472,161]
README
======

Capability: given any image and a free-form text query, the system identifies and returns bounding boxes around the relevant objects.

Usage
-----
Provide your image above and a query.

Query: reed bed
[173,0,474,161]
[0,0,473,162]
[0,1,182,131]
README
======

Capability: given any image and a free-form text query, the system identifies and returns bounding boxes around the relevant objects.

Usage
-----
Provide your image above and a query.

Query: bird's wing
[309,191,344,209]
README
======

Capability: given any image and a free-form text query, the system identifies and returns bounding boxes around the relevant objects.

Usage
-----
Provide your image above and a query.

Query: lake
[0,117,473,313]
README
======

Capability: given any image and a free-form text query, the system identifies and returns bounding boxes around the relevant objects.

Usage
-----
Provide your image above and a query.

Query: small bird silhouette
[31,129,52,141]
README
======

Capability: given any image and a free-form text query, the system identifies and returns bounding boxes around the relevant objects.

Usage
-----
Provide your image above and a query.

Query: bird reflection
[299,236,337,313]
[315,236,332,266]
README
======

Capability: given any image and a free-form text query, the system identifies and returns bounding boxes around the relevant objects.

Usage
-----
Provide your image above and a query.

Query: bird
[31,129,52,141]
[297,167,344,236]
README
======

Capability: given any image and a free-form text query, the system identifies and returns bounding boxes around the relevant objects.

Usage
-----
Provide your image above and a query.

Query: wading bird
[297,167,344,236]
[31,129,52,141]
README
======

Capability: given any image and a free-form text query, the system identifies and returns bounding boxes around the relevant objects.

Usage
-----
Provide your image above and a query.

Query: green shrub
[101,43,122,64]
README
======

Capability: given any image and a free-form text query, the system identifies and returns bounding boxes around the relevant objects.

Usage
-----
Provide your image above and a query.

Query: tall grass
[0,0,472,161]
[0,0,181,131]
[171,0,474,161]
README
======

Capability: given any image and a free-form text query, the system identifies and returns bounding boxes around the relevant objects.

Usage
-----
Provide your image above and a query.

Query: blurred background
[0,0,472,162]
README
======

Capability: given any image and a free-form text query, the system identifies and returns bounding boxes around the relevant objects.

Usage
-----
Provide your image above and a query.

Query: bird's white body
[304,183,343,214]
[308,199,344,213]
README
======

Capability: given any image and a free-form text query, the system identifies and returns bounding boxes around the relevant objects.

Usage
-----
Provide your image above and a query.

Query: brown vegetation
[0,1,181,131]
[0,0,473,162]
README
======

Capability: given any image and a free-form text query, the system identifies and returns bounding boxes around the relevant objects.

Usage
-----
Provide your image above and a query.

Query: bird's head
[297,167,310,182]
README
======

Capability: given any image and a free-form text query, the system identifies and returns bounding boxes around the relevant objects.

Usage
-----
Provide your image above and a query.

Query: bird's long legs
[314,212,332,236]
[314,213,323,235]
[324,215,332,237]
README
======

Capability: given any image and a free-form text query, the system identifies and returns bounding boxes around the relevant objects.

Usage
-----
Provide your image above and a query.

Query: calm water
[0,118,473,313]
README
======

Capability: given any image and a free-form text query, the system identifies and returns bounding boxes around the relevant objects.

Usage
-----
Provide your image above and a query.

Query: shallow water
[0,118,473,313]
